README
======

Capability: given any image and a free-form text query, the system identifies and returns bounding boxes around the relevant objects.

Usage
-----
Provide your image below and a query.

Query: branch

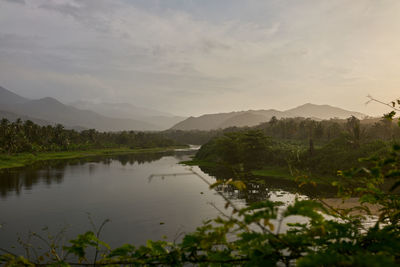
[0,247,18,257]
[366,95,400,112]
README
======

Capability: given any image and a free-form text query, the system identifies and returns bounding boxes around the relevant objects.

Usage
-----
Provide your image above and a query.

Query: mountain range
[0,86,183,131]
[0,86,367,132]
[70,101,185,130]
[170,104,366,131]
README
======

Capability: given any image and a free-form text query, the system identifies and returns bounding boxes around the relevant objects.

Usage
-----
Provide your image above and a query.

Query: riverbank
[252,166,338,185]
[0,146,186,170]
[179,159,218,167]
[182,159,337,186]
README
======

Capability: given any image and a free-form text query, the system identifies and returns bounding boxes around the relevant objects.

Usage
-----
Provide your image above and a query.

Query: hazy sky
[1,0,399,116]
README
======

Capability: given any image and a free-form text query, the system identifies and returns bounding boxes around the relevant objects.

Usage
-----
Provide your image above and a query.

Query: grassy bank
[181,159,293,179]
[0,146,186,170]
[182,159,337,185]
[251,166,338,185]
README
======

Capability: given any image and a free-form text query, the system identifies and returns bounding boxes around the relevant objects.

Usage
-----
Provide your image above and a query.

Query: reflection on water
[1,149,226,251]
[198,165,338,203]
[0,149,337,252]
[0,150,338,202]
[0,168,65,198]
[0,151,176,198]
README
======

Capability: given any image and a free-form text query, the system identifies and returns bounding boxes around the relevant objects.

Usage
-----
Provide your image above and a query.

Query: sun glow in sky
[0,0,399,116]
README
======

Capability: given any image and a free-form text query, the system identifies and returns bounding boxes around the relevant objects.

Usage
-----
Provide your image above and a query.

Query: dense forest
[0,118,179,154]
[194,116,394,179]
[1,114,397,154]
[165,115,400,146]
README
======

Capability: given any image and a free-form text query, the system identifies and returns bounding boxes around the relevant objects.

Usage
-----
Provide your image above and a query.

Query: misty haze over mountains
[171,104,366,131]
[70,101,185,130]
[0,86,183,131]
[0,86,367,132]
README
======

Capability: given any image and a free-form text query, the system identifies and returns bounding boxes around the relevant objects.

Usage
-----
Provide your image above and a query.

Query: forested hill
[170,103,367,131]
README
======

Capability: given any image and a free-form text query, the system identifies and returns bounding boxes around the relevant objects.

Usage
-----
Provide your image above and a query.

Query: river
[0,148,337,253]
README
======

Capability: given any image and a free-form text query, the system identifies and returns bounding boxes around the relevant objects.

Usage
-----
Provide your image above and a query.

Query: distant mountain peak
[285,103,365,120]
[0,86,29,105]
[294,103,329,108]
[37,97,61,103]
[171,103,367,131]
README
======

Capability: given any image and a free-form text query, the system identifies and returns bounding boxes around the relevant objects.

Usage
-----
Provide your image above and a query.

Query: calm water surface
[0,149,335,252]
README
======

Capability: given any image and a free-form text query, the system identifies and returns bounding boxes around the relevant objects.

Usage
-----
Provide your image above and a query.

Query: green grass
[0,146,186,170]
[252,166,338,185]
[181,160,294,179]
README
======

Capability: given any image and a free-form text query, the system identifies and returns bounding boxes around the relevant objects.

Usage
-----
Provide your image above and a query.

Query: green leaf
[228,180,246,190]
[284,200,325,224]
[108,244,136,258]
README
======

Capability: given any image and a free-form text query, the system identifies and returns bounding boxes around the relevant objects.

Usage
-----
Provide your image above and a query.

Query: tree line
[1,114,397,164]
[0,118,179,154]
[257,115,398,145]
[164,115,400,146]
[195,126,391,178]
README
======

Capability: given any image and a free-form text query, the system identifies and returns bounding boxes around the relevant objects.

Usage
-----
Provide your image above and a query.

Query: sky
[0,0,400,117]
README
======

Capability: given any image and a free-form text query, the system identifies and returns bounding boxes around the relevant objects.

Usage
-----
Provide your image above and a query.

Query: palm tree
[346,116,364,148]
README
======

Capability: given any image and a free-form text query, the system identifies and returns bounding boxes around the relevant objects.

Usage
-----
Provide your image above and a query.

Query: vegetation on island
[190,116,394,184]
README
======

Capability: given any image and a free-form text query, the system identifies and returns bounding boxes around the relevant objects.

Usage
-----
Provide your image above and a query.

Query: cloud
[0,0,400,116]
[2,0,25,5]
